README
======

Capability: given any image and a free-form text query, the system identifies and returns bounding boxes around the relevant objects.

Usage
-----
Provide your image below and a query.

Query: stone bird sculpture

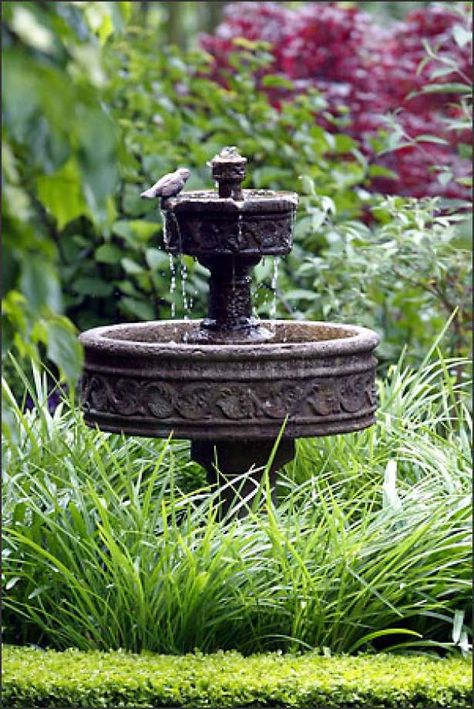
[140,168,191,205]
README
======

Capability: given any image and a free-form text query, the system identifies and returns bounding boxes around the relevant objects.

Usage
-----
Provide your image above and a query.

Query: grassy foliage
[3,341,471,655]
[3,645,471,709]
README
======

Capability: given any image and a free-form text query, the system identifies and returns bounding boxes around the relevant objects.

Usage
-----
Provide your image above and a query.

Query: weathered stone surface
[79,148,380,483]
[80,320,379,441]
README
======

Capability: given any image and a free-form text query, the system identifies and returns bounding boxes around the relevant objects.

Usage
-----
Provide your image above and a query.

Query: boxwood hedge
[3,645,472,708]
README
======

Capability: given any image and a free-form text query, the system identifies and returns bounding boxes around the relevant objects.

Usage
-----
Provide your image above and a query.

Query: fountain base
[191,438,295,476]
[187,317,274,344]
[191,439,294,515]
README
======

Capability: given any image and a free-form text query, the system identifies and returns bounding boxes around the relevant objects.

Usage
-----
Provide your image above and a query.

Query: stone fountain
[79,148,379,505]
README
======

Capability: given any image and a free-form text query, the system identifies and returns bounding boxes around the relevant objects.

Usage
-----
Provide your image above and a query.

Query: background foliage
[201,1,472,200]
[2,1,471,388]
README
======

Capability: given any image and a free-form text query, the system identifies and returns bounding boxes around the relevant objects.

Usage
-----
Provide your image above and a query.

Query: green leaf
[95,244,123,264]
[145,248,168,270]
[285,289,318,301]
[121,258,143,275]
[36,159,86,230]
[120,297,155,321]
[421,82,471,95]
[414,134,448,145]
[452,24,471,49]
[429,66,457,80]
[73,278,114,297]
[261,75,294,90]
[452,609,464,644]
[298,175,315,196]
[5,576,21,590]
[437,171,453,186]
[113,220,158,244]
[10,6,55,54]
[334,134,356,153]
[20,259,62,314]
[368,165,399,180]
[76,107,117,223]
[43,318,83,382]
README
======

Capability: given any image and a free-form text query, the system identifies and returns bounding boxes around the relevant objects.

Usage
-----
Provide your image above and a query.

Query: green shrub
[286,193,471,367]
[3,645,472,709]
[2,1,132,381]
[3,336,471,655]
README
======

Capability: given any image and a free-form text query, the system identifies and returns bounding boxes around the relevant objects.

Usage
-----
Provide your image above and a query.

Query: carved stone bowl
[79,321,379,449]
[164,190,298,257]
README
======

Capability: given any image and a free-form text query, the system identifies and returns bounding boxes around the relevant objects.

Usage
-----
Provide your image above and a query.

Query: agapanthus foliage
[201,2,472,199]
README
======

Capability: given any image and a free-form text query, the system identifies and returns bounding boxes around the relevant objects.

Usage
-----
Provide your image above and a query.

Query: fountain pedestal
[192,255,271,344]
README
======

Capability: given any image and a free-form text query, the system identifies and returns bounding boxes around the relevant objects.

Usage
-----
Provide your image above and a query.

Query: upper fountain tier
[162,147,298,258]
[161,148,298,344]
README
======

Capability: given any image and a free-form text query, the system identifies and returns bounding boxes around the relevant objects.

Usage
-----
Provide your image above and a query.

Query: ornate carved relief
[166,212,293,255]
[81,369,377,425]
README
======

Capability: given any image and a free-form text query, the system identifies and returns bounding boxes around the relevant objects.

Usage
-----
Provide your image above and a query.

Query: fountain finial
[208,146,247,200]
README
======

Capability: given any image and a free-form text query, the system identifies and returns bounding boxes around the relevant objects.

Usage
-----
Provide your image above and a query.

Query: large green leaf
[36,159,87,230]
[43,318,83,382]
[19,259,62,314]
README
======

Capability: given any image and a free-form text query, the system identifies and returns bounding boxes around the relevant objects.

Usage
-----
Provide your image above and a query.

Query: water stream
[160,210,169,249]
[180,256,189,317]
[169,254,176,318]
[269,256,280,321]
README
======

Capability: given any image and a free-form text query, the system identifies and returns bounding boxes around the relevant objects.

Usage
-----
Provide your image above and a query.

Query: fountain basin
[79,320,379,442]
[164,190,298,257]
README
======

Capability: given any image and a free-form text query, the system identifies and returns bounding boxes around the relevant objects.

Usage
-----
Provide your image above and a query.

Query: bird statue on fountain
[140,167,191,207]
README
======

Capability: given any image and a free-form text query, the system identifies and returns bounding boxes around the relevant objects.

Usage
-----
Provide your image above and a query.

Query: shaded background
[2,1,471,390]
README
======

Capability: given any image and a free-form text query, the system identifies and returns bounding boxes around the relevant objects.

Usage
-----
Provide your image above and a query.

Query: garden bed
[3,645,471,708]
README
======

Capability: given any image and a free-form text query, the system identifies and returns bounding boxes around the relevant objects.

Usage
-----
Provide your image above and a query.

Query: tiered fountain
[79,148,379,506]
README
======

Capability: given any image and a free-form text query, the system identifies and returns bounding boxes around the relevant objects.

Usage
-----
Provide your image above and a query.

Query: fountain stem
[208,258,252,326]
[191,254,271,343]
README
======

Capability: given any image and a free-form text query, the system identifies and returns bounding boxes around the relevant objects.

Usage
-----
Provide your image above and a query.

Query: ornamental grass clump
[2,339,471,655]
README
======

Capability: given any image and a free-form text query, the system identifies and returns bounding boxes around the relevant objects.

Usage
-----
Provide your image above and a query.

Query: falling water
[269,256,280,321]
[237,212,243,244]
[169,254,176,318]
[160,210,169,249]
[180,256,189,317]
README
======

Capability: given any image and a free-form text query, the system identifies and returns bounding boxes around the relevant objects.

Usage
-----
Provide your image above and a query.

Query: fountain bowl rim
[164,189,299,210]
[79,320,379,359]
